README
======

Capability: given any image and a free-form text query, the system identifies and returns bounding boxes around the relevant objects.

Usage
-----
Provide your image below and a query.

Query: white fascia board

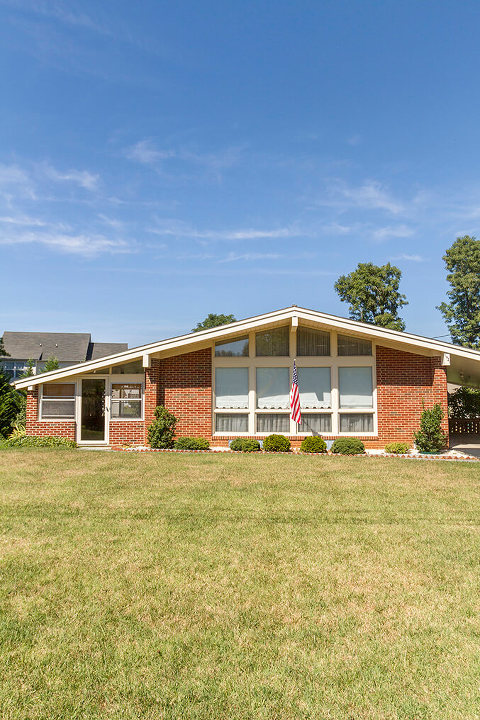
[14,305,480,389]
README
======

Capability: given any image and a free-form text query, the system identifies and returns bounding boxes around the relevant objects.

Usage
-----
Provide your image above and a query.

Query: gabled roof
[87,342,128,360]
[14,306,480,390]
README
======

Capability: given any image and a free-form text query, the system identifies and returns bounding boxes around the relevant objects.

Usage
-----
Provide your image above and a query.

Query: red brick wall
[156,348,212,439]
[25,388,76,440]
[375,345,448,447]
[109,421,145,445]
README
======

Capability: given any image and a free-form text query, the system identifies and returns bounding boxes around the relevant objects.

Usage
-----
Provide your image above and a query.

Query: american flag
[290,360,301,424]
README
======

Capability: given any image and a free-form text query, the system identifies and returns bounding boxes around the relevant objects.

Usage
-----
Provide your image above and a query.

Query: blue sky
[1,0,480,346]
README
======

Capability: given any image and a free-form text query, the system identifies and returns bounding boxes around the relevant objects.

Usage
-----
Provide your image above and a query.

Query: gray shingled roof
[2,332,128,362]
[88,342,128,360]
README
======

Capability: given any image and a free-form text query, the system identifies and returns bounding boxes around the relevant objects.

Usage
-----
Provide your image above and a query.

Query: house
[1,332,128,380]
[13,306,480,448]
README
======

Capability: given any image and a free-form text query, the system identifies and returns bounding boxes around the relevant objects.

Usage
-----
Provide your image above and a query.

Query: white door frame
[77,376,110,445]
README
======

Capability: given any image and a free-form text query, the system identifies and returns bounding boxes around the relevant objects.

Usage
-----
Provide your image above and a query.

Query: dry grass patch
[0,450,480,719]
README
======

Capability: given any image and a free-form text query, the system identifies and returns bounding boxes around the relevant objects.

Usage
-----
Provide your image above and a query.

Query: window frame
[212,327,377,437]
[39,382,76,421]
[110,381,143,421]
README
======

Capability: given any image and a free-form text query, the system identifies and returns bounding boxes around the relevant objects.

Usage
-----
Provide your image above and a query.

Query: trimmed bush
[414,403,447,453]
[173,437,210,451]
[3,434,76,448]
[331,437,365,455]
[230,438,261,452]
[263,434,291,452]
[300,436,327,453]
[147,406,177,449]
[384,442,410,454]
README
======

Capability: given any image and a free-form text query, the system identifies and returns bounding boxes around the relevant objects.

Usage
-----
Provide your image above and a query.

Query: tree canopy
[42,357,60,373]
[334,262,408,331]
[437,235,480,349]
[192,313,237,332]
[0,336,8,357]
[0,369,21,438]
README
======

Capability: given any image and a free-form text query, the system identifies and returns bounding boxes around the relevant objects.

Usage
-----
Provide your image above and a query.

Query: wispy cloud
[218,252,283,263]
[317,179,405,215]
[0,229,130,256]
[124,140,175,165]
[148,219,299,242]
[393,253,425,262]
[372,224,414,242]
[124,139,244,177]
[42,164,99,191]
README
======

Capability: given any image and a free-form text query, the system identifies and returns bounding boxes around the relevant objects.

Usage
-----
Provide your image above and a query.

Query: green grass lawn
[1,450,480,719]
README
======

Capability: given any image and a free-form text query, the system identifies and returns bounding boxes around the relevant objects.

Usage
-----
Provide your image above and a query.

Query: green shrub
[3,433,76,448]
[173,437,210,451]
[147,406,177,449]
[331,437,365,455]
[300,436,327,453]
[414,403,447,453]
[384,442,410,454]
[230,438,261,452]
[263,434,290,452]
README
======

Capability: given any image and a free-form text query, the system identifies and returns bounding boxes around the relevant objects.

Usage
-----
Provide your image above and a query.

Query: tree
[192,313,236,332]
[448,386,480,418]
[437,235,480,349]
[334,262,408,330]
[42,357,60,373]
[0,336,8,357]
[0,368,21,438]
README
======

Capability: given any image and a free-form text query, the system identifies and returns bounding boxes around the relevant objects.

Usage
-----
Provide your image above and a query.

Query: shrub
[230,438,261,452]
[300,436,327,453]
[147,406,177,449]
[263,434,290,452]
[3,433,76,448]
[414,403,447,453]
[331,437,365,455]
[173,437,210,451]
[384,442,410,454]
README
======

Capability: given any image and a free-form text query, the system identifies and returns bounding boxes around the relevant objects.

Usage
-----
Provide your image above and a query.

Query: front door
[80,379,107,443]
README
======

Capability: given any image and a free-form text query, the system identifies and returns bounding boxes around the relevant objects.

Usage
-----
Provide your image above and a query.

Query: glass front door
[81,379,106,442]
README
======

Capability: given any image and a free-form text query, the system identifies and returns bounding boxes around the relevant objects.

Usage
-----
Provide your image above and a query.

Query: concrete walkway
[450,434,480,459]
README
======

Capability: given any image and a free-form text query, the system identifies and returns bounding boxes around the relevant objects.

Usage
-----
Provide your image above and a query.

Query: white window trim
[109,375,144,422]
[212,328,377,437]
[39,382,76,422]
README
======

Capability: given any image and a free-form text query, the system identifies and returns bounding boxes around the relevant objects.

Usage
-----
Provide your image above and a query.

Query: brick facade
[24,343,449,449]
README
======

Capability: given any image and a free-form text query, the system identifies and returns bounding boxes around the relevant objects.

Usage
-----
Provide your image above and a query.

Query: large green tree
[0,369,21,438]
[0,336,8,357]
[192,313,237,332]
[437,235,480,349]
[42,357,60,373]
[334,262,408,330]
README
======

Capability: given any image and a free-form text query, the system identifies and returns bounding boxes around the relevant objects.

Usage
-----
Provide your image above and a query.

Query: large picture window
[256,367,289,408]
[111,383,142,419]
[41,383,76,419]
[255,327,289,356]
[297,367,331,408]
[297,328,330,356]
[215,368,248,408]
[339,367,373,408]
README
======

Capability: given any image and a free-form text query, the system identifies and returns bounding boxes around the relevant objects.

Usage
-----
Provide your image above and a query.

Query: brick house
[14,306,480,449]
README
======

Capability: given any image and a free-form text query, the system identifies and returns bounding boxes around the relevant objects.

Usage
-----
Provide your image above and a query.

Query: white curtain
[215,414,248,432]
[337,335,372,356]
[215,368,249,408]
[257,414,290,433]
[299,413,332,433]
[339,367,373,408]
[298,367,331,408]
[297,328,330,356]
[256,367,289,408]
[340,413,373,432]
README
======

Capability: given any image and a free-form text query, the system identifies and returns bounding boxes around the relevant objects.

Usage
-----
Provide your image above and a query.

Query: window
[340,413,373,433]
[256,367,289,408]
[299,414,332,433]
[215,336,249,357]
[337,334,372,356]
[297,367,331,408]
[112,360,143,374]
[1,360,29,380]
[339,367,373,408]
[297,328,330,356]
[215,414,249,433]
[41,383,76,419]
[215,368,248,409]
[257,414,290,433]
[111,383,142,419]
[255,327,289,356]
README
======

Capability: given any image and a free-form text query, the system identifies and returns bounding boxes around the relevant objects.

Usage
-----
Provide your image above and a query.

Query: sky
[1,0,480,347]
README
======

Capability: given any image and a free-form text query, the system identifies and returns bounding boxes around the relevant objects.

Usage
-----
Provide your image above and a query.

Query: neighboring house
[13,306,480,448]
[2,332,127,380]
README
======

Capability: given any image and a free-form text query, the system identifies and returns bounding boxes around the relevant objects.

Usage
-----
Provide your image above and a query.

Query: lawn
[1,451,480,719]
